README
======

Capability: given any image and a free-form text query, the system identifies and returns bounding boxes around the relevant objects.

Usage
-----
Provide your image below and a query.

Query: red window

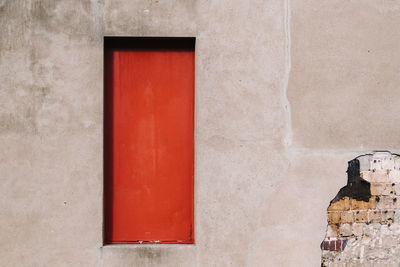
[104,37,195,244]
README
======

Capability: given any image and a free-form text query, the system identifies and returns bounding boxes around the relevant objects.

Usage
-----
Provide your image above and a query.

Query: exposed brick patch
[320,239,347,252]
[321,151,400,266]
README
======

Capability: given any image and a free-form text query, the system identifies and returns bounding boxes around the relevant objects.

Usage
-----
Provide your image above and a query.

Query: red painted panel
[104,44,194,244]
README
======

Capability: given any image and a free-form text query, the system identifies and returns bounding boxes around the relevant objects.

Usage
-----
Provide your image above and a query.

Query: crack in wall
[282,0,292,151]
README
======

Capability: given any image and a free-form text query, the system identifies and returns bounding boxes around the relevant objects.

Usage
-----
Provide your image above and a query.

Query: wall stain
[134,247,167,263]
[30,0,93,40]
[0,0,6,9]
[331,158,371,203]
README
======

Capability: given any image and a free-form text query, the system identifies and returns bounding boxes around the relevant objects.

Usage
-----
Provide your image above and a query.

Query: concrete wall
[1,0,399,266]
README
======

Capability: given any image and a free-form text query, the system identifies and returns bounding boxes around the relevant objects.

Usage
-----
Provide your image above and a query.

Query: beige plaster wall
[0,0,399,266]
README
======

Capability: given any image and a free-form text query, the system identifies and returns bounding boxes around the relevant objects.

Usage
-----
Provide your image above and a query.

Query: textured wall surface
[0,0,399,266]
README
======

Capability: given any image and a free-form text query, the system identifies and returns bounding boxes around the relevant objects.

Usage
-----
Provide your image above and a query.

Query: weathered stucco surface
[288,0,400,150]
[0,0,399,266]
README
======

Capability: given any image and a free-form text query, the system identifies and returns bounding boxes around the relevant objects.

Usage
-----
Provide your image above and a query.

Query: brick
[329,240,335,251]
[369,170,389,183]
[328,197,350,211]
[393,197,400,209]
[389,223,400,235]
[326,224,339,238]
[377,196,395,210]
[335,240,342,251]
[368,210,382,223]
[351,198,375,210]
[339,223,352,237]
[394,210,400,223]
[382,157,395,170]
[328,212,341,224]
[381,210,395,223]
[370,183,385,196]
[389,170,400,183]
[384,183,396,195]
[372,183,396,196]
[352,223,364,236]
[382,235,397,247]
[394,184,400,195]
[361,171,372,182]
[322,240,330,250]
[380,224,391,235]
[368,197,377,209]
[361,234,372,245]
[370,158,383,171]
[341,211,354,223]
[354,210,368,223]
[370,183,396,196]
[394,157,400,170]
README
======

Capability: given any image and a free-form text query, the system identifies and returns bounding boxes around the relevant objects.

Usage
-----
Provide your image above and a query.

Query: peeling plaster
[321,151,400,265]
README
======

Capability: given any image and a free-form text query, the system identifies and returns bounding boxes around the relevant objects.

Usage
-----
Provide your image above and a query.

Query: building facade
[1,0,400,266]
